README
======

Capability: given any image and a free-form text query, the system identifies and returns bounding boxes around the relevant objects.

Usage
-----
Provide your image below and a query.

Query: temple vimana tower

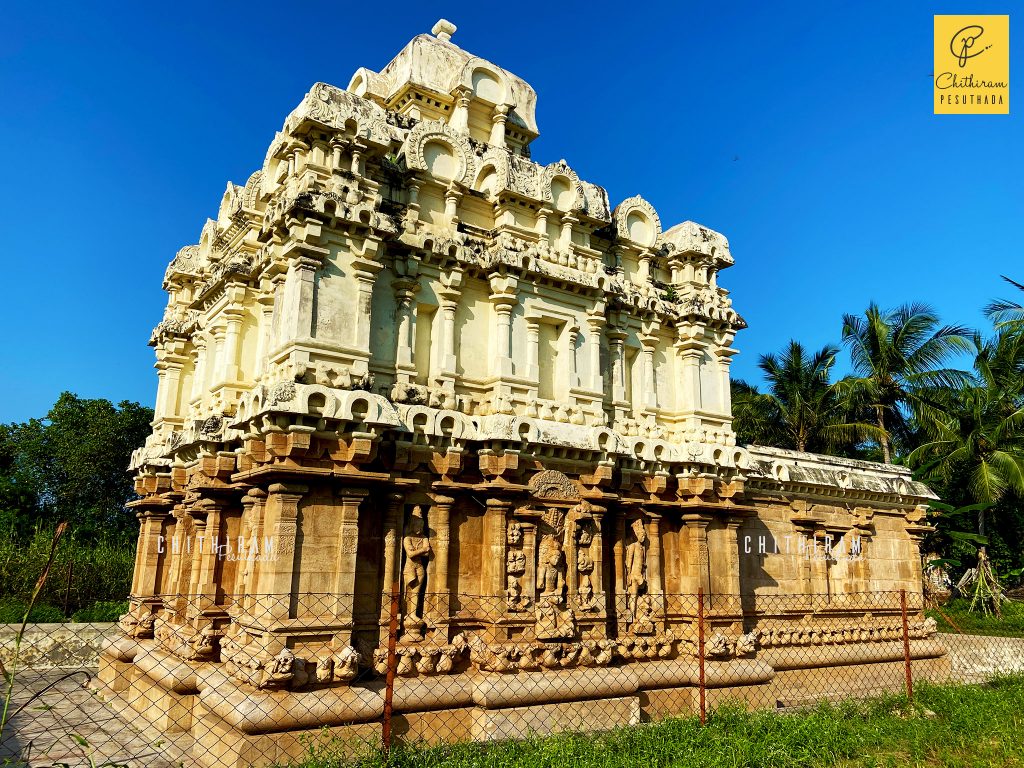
[101,20,947,766]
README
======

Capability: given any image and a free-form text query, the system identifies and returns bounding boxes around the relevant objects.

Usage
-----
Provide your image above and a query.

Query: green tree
[730,379,784,447]
[985,275,1024,330]
[841,302,971,464]
[910,331,1024,540]
[736,341,873,453]
[1,393,153,539]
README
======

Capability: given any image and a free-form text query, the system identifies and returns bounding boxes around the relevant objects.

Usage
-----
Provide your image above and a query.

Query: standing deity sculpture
[538,537,566,605]
[402,506,431,641]
[625,518,648,622]
[576,524,596,610]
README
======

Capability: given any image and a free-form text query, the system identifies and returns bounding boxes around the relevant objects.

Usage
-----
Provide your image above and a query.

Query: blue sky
[1,1,1020,423]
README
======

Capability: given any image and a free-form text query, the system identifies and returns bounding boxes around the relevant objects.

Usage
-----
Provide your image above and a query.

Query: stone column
[330,136,346,175]
[608,328,627,403]
[677,335,704,414]
[393,278,418,380]
[449,86,472,134]
[585,311,606,393]
[716,343,738,418]
[525,318,541,383]
[405,178,422,225]
[591,510,606,606]
[427,494,454,632]
[537,206,553,243]
[721,518,745,618]
[236,488,267,609]
[522,522,538,607]
[438,294,459,380]
[253,296,275,379]
[333,489,367,625]
[488,274,517,378]
[639,333,658,410]
[489,104,510,147]
[154,344,189,421]
[493,298,515,377]
[485,499,510,605]
[351,257,383,358]
[254,483,306,623]
[566,324,581,389]
[280,255,320,343]
[443,184,463,229]
[220,312,244,385]
[187,495,227,615]
[559,213,578,253]
[189,338,208,407]
[613,514,626,607]
[647,512,665,626]
[638,251,652,282]
[646,514,664,597]
[131,507,171,598]
[683,513,713,598]
[350,139,366,176]
[435,268,463,384]
[380,493,404,644]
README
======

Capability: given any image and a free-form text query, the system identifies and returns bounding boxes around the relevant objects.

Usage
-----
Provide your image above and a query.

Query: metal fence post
[381,580,400,754]
[900,589,914,702]
[698,587,706,725]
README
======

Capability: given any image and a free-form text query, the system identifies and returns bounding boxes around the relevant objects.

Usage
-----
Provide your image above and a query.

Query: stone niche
[99,19,946,768]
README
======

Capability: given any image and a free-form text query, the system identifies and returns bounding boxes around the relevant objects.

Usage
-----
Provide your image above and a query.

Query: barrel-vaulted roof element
[347,20,539,138]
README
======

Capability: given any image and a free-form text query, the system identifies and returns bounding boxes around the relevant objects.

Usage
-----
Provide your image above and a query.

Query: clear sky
[1,1,1020,423]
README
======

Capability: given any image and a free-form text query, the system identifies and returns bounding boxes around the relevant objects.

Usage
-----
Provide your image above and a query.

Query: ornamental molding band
[102,19,944,767]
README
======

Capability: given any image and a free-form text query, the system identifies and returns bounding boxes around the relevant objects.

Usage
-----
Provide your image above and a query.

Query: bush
[0,524,133,618]
[0,599,66,623]
[71,600,128,623]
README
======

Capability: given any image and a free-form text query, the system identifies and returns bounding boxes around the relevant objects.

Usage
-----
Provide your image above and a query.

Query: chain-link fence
[1,591,1022,767]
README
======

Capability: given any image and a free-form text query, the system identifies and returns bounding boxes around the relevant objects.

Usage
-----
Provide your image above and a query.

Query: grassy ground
[927,597,1024,637]
[291,677,1024,768]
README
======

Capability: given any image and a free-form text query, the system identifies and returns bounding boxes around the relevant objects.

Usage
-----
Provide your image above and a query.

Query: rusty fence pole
[697,587,706,725]
[900,589,914,702]
[381,580,401,755]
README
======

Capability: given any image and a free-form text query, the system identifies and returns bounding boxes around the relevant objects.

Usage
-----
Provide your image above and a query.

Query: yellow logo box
[934,15,1010,114]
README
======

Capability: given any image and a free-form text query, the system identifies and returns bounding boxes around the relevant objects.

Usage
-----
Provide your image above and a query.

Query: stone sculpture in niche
[625,517,648,623]
[575,523,596,611]
[505,519,529,611]
[538,537,566,605]
[402,506,431,642]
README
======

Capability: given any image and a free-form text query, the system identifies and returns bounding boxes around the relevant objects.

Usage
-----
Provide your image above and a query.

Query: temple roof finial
[431,18,457,42]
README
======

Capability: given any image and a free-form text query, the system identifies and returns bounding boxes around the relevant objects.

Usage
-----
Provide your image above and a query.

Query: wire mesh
[1,590,1021,767]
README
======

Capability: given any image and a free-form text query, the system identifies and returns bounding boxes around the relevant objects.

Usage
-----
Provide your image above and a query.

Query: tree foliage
[840,302,971,463]
[0,392,152,539]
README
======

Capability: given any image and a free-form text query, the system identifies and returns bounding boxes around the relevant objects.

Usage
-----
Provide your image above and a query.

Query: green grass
[289,677,1024,768]
[927,597,1024,637]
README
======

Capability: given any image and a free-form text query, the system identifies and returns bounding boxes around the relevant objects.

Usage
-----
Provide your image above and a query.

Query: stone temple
[101,20,946,767]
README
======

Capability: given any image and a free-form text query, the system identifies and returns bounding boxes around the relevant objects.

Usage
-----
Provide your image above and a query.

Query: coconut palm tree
[910,331,1024,539]
[841,302,971,463]
[730,379,784,447]
[749,340,873,453]
[985,275,1024,330]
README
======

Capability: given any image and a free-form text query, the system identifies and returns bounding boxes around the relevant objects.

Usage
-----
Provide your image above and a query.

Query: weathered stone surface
[939,633,1024,682]
[0,622,117,669]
